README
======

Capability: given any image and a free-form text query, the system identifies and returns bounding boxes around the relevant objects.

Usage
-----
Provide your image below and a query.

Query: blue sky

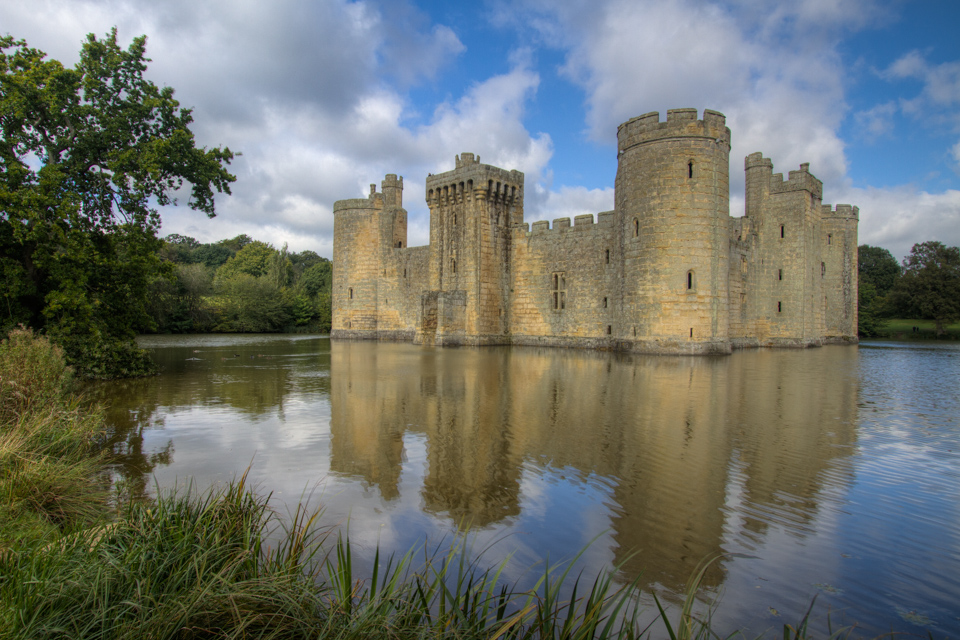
[2,0,958,260]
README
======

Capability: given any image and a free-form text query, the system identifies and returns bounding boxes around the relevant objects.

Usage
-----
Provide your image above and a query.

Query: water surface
[95,336,960,638]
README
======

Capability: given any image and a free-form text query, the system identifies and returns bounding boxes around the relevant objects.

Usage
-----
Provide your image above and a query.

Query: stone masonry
[331,108,859,354]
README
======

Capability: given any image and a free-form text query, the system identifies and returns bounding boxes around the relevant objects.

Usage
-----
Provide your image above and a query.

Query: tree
[891,241,960,337]
[215,241,275,282]
[0,30,235,377]
[858,245,901,296]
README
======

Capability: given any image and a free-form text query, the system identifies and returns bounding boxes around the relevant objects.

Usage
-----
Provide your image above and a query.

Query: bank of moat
[331,108,858,354]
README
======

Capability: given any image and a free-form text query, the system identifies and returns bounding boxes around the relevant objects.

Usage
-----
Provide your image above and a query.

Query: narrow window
[452,259,456,274]
[633,327,637,337]
[778,269,782,281]
[397,241,402,248]
[688,161,694,179]
[778,301,782,313]
[605,249,610,264]
[603,297,608,309]
[687,271,694,290]
[403,269,407,278]
[827,234,832,245]
[821,262,826,277]
[690,328,693,338]
[634,218,640,237]
[780,224,785,239]
[607,325,612,335]
[552,272,566,311]
[453,214,457,225]
[349,288,353,299]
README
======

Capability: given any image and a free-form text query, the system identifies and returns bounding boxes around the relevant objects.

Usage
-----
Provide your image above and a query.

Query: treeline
[144,234,332,334]
[859,241,960,337]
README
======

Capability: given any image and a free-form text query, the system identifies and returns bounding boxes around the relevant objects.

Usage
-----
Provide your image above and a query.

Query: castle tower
[615,109,731,353]
[822,204,859,342]
[745,157,826,346]
[419,153,523,345]
[331,176,407,339]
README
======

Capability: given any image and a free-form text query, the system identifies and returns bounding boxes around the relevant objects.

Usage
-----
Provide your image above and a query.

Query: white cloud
[881,50,960,126]
[854,102,898,138]
[833,184,960,260]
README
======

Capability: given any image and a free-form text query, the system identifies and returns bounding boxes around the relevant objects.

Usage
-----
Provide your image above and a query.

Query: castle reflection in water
[328,341,858,590]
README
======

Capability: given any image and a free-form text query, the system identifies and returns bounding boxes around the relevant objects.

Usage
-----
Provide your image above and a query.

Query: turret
[615,108,731,353]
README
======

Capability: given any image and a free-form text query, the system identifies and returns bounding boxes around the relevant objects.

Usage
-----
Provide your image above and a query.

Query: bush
[0,328,108,546]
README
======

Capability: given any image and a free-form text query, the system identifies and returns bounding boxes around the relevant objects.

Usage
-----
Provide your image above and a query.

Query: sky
[2,0,959,260]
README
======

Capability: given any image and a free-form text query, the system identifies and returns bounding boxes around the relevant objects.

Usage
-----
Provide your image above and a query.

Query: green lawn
[876,318,960,339]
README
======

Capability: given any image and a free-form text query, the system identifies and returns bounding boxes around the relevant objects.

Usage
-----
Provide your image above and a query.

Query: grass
[874,318,960,339]
[0,327,863,639]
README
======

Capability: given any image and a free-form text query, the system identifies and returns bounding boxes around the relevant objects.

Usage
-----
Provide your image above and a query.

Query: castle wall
[509,213,620,348]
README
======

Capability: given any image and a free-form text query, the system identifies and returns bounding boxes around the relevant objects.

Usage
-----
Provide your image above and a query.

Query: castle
[331,108,858,354]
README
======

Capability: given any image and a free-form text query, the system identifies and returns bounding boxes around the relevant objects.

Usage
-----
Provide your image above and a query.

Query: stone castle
[331,108,858,354]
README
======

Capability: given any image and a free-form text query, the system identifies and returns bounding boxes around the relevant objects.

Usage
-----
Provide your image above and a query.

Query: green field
[875,318,960,339]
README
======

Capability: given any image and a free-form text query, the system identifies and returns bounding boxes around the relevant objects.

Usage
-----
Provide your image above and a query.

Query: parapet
[821,204,859,220]
[769,162,823,199]
[745,152,773,171]
[426,153,524,207]
[617,108,731,153]
[333,189,384,213]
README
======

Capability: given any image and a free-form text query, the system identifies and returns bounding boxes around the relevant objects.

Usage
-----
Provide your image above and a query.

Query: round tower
[616,108,731,353]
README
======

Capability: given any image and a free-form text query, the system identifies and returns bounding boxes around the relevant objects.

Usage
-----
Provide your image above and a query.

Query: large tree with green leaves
[0,30,235,377]
[857,244,901,336]
[891,241,960,337]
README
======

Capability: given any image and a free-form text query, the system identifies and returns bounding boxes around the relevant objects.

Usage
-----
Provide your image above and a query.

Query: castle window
[690,328,693,338]
[452,259,456,274]
[687,270,694,290]
[607,325,612,335]
[688,161,694,179]
[552,272,566,311]
[605,249,610,264]
[349,288,353,299]
[397,241,402,248]
[821,262,826,277]
[603,297,608,308]
[780,224,785,239]
[778,301,782,313]
[403,269,407,278]
[778,269,782,281]
[827,234,832,245]
[634,218,639,237]
[453,214,457,225]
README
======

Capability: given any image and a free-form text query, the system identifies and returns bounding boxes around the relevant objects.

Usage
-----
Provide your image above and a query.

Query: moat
[95,336,960,638]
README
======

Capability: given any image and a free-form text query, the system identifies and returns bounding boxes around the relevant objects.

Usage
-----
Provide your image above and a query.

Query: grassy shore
[872,318,960,340]
[1,329,852,639]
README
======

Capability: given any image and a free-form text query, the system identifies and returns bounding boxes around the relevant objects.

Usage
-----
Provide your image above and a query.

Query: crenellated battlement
[821,204,859,220]
[617,108,730,153]
[426,153,524,207]
[769,162,823,198]
[333,192,384,213]
[525,211,615,236]
[745,152,773,171]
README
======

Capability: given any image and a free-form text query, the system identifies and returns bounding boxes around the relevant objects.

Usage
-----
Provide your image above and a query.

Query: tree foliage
[858,245,901,296]
[891,241,960,337]
[857,244,901,336]
[0,30,235,377]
